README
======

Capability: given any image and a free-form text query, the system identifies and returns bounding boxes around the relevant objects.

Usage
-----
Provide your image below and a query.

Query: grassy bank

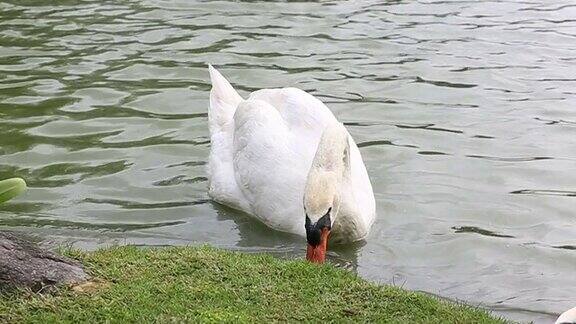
[0,246,504,323]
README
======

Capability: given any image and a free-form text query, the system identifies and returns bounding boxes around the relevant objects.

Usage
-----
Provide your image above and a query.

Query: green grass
[0,246,505,323]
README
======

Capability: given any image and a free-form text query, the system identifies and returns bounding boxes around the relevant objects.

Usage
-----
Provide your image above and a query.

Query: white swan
[207,65,376,263]
[556,307,576,324]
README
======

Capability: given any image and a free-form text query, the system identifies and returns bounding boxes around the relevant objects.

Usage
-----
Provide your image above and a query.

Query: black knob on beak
[305,211,331,247]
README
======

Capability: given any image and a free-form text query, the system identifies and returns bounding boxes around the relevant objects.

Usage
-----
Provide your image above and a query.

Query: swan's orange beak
[306,227,330,263]
[305,212,331,263]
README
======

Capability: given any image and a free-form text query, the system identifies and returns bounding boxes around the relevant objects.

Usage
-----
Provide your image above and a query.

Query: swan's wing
[349,135,376,232]
[232,99,310,235]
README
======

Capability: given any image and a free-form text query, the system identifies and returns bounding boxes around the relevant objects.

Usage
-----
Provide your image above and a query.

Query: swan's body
[556,307,576,324]
[207,65,376,248]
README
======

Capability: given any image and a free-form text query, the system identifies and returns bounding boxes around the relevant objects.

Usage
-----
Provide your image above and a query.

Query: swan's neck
[304,123,351,222]
[304,123,366,262]
[305,122,369,246]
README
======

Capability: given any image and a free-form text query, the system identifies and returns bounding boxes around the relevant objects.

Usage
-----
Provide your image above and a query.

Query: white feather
[556,307,576,324]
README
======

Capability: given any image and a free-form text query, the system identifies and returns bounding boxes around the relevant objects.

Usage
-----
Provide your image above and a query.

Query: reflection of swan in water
[212,202,362,271]
[212,202,302,250]
[207,65,376,263]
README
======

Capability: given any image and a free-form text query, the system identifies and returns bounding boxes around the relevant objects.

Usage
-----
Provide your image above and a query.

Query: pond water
[1,0,575,322]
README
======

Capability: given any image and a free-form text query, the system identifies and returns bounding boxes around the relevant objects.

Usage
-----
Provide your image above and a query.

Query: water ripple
[0,217,185,232]
[509,189,576,197]
[83,198,210,209]
[452,226,515,239]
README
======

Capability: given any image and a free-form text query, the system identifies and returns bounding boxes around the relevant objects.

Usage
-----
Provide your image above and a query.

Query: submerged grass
[0,246,505,323]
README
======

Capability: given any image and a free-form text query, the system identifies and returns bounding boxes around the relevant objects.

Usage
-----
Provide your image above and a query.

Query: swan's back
[247,88,336,134]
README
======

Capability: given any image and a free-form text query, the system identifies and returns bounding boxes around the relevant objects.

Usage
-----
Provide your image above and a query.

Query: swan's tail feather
[208,64,243,132]
[206,65,251,213]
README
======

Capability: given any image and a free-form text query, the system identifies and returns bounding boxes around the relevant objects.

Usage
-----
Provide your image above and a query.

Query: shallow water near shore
[1,1,575,322]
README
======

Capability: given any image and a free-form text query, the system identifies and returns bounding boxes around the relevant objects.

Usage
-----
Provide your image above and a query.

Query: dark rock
[0,231,89,292]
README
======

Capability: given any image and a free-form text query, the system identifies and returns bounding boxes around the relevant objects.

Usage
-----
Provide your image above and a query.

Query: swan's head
[303,122,350,263]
